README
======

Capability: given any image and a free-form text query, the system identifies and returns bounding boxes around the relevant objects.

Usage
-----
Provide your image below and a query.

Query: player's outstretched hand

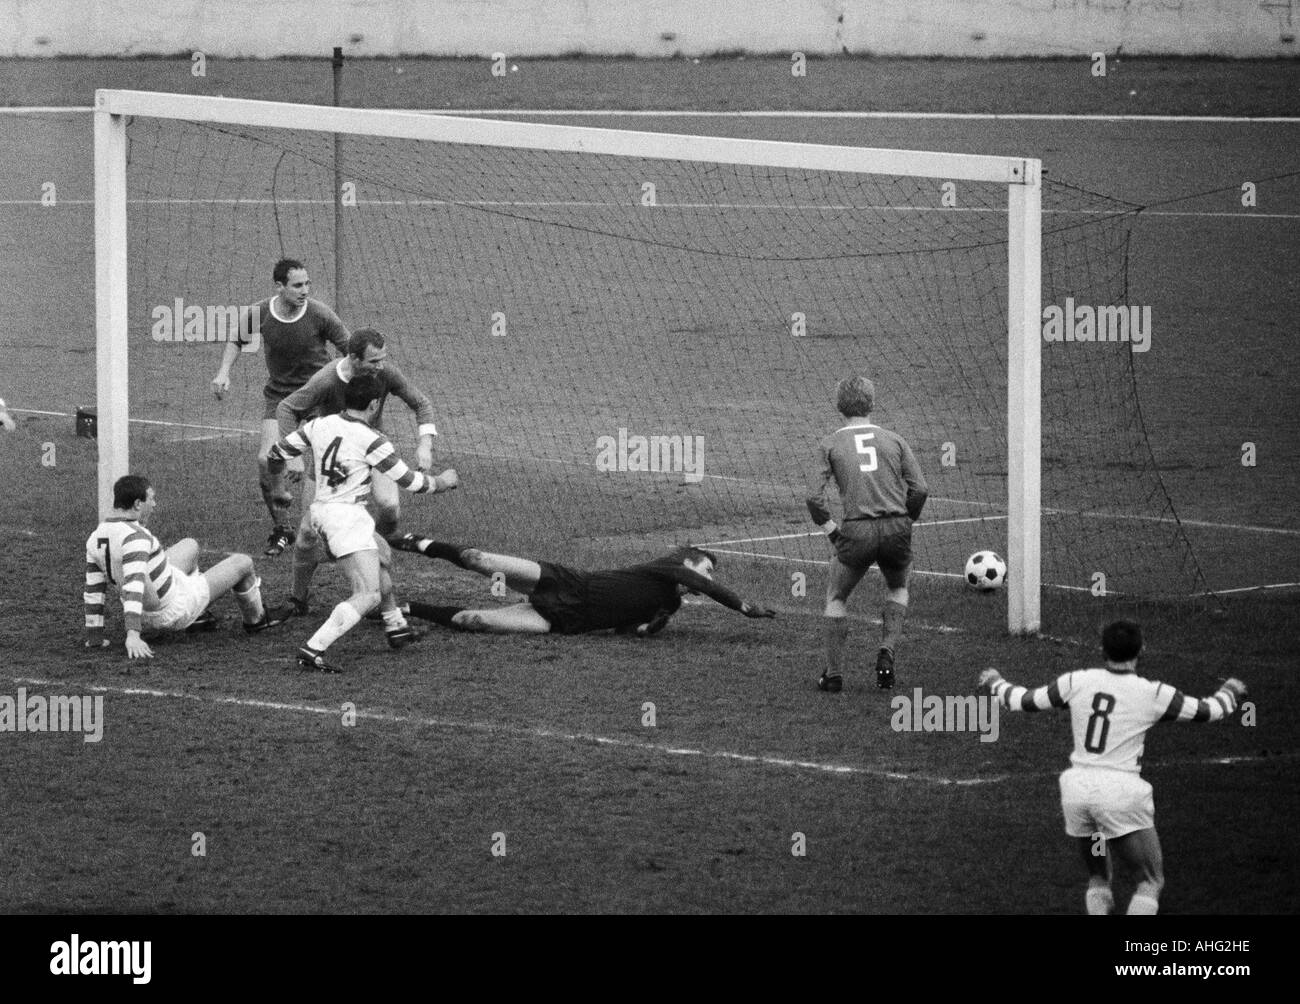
[211,374,230,400]
[742,603,776,619]
[125,632,154,660]
[978,668,1003,690]
[1221,677,1248,701]
[435,468,459,492]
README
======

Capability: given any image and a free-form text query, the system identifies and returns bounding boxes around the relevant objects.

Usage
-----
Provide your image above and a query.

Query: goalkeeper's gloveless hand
[978,668,1003,690]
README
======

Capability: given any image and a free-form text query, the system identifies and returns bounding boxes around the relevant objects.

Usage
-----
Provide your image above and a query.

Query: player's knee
[353,589,381,614]
[232,552,255,578]
[457,610,488,631]
[460,548,488,573]
[373,507,399,537]
[296,524,319,550]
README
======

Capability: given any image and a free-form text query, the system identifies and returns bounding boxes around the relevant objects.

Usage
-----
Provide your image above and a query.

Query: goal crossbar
[92,89,1042,633]
[96,89,1035,185]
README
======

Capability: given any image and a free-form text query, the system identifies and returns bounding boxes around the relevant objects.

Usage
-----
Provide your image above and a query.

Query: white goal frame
[93,88,1042,633]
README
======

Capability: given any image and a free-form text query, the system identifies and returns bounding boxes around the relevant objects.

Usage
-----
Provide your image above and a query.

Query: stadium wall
[1,0,1295,58]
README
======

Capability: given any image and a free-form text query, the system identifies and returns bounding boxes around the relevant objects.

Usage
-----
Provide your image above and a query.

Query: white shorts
[311,502,378,559]
[1059,766,1155,839]
[140,570,212,632]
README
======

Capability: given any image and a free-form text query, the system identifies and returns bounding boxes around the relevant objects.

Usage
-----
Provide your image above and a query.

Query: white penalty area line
[13,675,997,786]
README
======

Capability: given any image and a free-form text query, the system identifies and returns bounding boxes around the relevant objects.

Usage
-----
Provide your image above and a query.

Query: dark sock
[424,541,471,568]
[407,602,466,628]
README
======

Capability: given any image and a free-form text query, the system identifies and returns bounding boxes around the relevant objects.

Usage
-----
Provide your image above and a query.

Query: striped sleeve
[118,529,154,634]
[991,672,1072,712]
[365,434,433,493]
[1158,684,1238,723]
[268,428,309,465]
[84,534,107,630]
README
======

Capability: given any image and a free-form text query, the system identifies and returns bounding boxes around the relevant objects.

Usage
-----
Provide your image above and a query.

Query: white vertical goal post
[92,88,1042,634]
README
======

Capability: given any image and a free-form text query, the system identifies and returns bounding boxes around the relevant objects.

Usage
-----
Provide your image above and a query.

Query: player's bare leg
[408,600,551,634]
[1108,828,1165,915]
[199,552,279,632]
[821,557,866,692]
[166,538,201,574]
[390,536,544,594]
[370,469,401,538]
[375,539,417,648]
[298,549,382,672]
[258,420,298,555]
[1076,835,1116,915]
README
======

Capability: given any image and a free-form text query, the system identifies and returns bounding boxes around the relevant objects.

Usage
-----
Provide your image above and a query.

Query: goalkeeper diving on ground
[388,536,776,636]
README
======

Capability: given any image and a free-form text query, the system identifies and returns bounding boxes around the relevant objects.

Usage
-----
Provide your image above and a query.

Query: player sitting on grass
[979,620,1247,916]
[388,535,776,635]
[84,474,283,659]
[266,374,459,673]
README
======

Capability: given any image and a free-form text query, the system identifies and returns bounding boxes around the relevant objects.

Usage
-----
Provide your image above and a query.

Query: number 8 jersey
[270,412,435,505]
[990,668,1239,773]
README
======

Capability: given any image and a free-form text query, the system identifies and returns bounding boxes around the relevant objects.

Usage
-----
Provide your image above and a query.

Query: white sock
[1085,884,1115,916]
[381,607,407,629]
[1127,893,1160,915]
[232,576,265,623]
[307,602,363,652]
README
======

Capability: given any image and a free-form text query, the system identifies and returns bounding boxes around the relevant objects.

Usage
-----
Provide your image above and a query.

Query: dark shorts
[834,515,913,588]
[527,561,592,635]
[262,390,289,421]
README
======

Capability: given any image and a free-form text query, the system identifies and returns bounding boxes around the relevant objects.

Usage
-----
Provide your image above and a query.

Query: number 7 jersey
[270,412,435,504]
[992,668,1239,773]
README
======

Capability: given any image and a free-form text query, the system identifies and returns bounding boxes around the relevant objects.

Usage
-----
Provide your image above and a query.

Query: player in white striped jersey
[979,620,1247,916]
[266,374,459,672]
[84,475,282,658]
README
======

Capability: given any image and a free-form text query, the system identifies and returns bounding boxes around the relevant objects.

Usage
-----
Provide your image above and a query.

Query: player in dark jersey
[388,535,776,635]
[273,328,440,619]
[806,376,928,692]
[210,258,350,556]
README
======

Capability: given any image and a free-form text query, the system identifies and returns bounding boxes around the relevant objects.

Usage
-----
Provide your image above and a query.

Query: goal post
[93,88,1044,633]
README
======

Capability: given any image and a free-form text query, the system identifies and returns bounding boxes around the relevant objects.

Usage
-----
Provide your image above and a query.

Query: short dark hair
[1101,620,1143,663]
[273,258,305,285]
[674,546,719,569]
[836,376,875,417]
[113,474,152,510]
[347,328,386,359]
[343,374,385,411]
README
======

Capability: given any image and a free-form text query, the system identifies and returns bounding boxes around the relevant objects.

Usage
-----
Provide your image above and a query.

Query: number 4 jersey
[270,412,435,505]
[991,668,1240,773]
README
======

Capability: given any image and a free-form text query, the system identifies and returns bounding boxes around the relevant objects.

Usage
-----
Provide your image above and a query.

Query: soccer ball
[965,551,1007,591]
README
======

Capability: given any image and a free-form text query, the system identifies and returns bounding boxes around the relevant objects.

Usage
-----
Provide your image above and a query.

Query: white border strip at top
[12,107,1300,123]
[94,90,1032,183]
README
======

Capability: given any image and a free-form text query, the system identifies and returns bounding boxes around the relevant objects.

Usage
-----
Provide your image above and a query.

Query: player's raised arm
[979,668,1072,712]
[1158,679,1247,723]
[364,433,456,495]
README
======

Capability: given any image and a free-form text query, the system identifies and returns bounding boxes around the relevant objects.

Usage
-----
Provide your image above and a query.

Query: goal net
[95,90,1209,636]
